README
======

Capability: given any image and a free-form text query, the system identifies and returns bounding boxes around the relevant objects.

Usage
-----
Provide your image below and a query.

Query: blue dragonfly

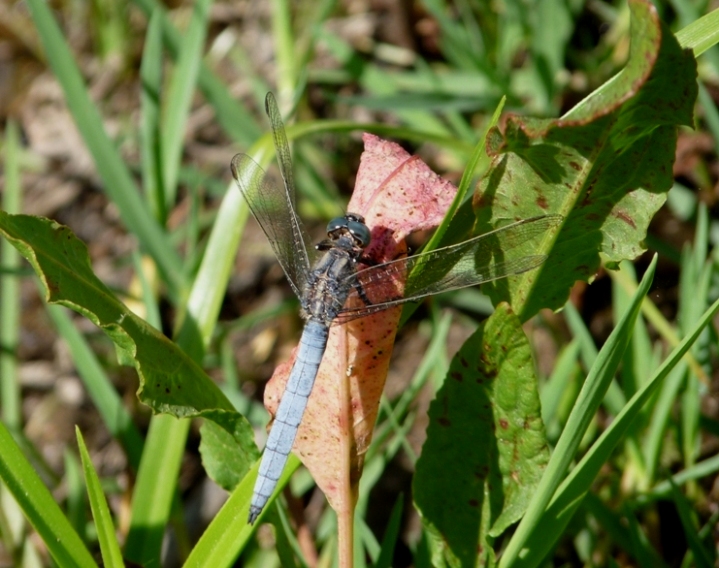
[232,93,560,524]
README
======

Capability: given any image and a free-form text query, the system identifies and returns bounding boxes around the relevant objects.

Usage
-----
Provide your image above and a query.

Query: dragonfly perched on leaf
[232,93,561,524]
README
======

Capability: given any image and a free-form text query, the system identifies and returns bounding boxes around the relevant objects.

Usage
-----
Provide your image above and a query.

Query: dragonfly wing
[265,93,318,267]
[231,153,313,298]
[265,95,298,211]
[336,214,561,320]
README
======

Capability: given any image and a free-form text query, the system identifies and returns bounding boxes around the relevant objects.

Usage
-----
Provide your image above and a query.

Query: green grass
[0,0,718,566]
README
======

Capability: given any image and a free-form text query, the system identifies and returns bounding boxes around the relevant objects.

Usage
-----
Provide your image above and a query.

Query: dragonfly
[232,93,560,524]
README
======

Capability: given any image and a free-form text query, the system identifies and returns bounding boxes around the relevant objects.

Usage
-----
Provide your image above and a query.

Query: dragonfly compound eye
[347,219,371,248]
[326,214,370,247]
[326,216,349,236]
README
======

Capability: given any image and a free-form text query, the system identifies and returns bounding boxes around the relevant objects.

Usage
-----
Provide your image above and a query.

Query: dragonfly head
[326,213,371,249]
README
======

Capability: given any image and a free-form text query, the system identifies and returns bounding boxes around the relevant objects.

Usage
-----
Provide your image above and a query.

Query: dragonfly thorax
[301,214,371,324]
[301,245,362,324]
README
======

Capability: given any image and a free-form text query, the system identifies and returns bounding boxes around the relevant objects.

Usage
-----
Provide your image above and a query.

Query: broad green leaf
[199,420,251,491]
[0,212,257,467]
[475,0,697,320]
[413,303,549,568]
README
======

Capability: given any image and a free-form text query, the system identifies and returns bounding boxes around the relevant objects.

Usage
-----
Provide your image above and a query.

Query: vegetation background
[0,0,718,566]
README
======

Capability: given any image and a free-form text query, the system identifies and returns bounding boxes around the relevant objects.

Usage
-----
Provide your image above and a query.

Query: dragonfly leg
[353,280,373,306]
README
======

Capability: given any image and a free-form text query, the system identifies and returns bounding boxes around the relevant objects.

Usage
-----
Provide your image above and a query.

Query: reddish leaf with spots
[262,134,456,518]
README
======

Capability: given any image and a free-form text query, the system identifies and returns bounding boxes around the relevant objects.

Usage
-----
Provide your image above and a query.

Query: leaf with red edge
[475,0,697,321]
[263,133,457,517]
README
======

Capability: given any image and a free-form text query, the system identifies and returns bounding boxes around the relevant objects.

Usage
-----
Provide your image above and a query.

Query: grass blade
[183,455,301,567]
[514,292,719,566]
[130,0,261,145]
[0,422,96,568]
[675,7,719,56]
[668,480,716,567]
[140,8,165,222]
[500,255,658,567]
[125,416,189,565]
[1,120,22,430]
[161,0,213,209]
[26,0,185,295]
[76,427,125,568]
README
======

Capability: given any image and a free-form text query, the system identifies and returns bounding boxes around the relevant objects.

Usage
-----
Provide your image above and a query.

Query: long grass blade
[500,255,658,567]
[161,0,213,209]
[26,0,185,296]
[0,422,96,568]
[76,428,125,568]
[1,120,22,430]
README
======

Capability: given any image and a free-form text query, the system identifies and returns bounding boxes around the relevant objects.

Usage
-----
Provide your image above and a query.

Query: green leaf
[413,303,550,567]
[475,0,698,320]
[199,420,251,491]
[76,427,125,568]
[0,212,257,462]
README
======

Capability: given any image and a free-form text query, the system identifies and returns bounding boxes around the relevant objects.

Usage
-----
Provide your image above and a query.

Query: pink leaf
[263,134,456,517]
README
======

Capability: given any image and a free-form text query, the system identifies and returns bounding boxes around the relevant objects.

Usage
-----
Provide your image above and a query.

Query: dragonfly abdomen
[248,320,330,524]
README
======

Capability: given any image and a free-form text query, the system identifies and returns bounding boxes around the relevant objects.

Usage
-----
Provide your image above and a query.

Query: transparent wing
[230,93,316,298]
[335,214,561,322]
[265,94,298,214]
[231,153,313,299]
